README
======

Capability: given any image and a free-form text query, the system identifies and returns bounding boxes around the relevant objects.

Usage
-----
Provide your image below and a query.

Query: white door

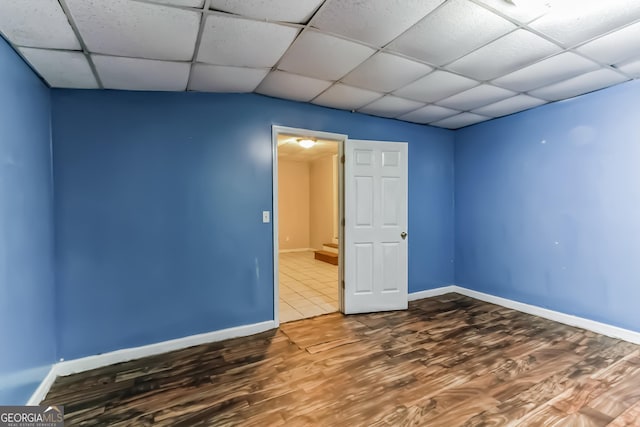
[344,139,408,314]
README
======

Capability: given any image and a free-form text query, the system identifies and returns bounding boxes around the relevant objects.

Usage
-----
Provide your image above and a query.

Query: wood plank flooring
[42,294,640,426]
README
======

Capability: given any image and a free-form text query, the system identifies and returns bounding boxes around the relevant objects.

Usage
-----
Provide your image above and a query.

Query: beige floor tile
[279,251,339,323]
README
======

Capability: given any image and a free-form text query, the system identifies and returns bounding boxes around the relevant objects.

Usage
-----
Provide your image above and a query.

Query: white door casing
[344,139,408,314]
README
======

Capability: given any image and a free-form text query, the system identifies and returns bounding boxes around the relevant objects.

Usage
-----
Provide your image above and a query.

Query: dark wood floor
[42,294,640,426]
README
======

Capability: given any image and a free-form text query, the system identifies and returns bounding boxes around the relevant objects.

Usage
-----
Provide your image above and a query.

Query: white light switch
[262,211,270,223]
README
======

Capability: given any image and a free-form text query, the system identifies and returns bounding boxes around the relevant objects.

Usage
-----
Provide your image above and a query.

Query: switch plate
[262,211,270,223]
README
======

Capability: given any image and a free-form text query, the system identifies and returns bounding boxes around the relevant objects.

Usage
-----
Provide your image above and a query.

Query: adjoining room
[277,133,340,322]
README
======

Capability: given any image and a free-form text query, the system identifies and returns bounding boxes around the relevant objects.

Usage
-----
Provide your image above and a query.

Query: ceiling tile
[618,59,640,77]
[0,0,80,50]
[358,95,424,118]
[529,0,640,47]
[278,31,375,81]
[92,55,190,91]
[394,70,479,103]
[577,22,640,66]
[65,0,199,60]
[188,64,269,92]
[529,69,629,101]
[342,52,432,93]
[210,0,324,24]
[19,48,98,89]
[388,0,515,66]
[474,0,550,23]
[431,112,490,129]
[256,71,332,102]
[436,84,515,111]
[312,84,383,111]
[198,15,298,68]
[398,105,460,124]
[492,52,600,92]
[471,94,547,118]
[148,0,204,7]
[447,29,562,81]
[310,0,445,47]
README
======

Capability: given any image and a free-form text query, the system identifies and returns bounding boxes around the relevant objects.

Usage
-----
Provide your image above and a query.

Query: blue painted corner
[455,80,640,332]
[0,38,56,404]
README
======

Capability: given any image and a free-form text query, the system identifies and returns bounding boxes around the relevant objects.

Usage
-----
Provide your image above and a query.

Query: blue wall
[0,39,56,404]
[51,90,455,360]
[455,79,640,331]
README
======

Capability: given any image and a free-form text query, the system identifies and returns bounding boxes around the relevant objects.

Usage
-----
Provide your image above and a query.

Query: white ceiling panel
[436,84,515,111]
[529,69,629,101]
[398,105,460,124]
[358,95,424,118]
[198,15,298,68]
[431,112,491,129]
[92,55,190,91]
[147,0,204,7]
[394,70,479,103]
[65,0,199,60]
[342,52,432,93]
[312,84,383,111]
[0,0,80,50]
[311,0,445,47]
[474,0,551,23]
[471,94,547,118]
[210,0,324,24]
[618,59,640,77]
[188,64,269,92]
[19,48,98,89]
[492,52,600,92]
[577,22,640,66]
[256,71,332,102]
[447,29,562,81]
[278,31,375,81]
[388,0,515,66]
[529,0,640,47]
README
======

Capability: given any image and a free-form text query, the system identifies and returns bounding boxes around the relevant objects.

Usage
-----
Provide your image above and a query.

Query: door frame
[271,125,347,327]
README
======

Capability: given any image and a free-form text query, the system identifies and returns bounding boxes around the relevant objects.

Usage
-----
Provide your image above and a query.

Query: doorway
[272,126,346,325]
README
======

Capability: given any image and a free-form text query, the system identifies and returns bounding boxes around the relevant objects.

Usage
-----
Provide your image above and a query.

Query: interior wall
[0,39,56,404]
[455,79,640,332]
[309,155,335,250]
[51,89,456,360]
[278,159,310,250]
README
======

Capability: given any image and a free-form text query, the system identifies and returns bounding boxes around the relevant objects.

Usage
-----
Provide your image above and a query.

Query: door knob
[401,232,407,240]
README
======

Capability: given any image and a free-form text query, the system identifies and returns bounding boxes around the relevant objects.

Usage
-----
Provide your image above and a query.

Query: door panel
[344,139,408,314]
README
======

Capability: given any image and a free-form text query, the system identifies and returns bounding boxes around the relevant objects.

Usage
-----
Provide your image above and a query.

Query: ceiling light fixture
[298,138,316,149]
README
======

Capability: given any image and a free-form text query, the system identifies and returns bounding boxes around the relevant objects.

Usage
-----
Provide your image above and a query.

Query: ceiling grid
[0,0,638,129]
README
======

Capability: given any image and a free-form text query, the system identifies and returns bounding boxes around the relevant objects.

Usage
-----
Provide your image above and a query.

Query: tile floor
[279,251,339,323]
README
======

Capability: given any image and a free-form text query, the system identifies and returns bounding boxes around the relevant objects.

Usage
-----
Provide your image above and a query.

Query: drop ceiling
[1,0,639,129]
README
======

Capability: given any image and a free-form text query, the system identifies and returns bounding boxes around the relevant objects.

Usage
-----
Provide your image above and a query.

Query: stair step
[322,242,339,254]
[314,250,338,265]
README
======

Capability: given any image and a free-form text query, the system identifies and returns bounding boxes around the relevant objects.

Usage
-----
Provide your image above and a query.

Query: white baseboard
[27,320,276,404]
[279,248,314,253]
[408,285,456,301]
[27,367,58,406]
[409,285,640,345]
[451,286,640,345]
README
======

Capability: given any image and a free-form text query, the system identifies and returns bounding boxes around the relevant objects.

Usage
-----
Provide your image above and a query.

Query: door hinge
[341,218,345,226]
[342,280,345,289]
[341,155,345,164]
